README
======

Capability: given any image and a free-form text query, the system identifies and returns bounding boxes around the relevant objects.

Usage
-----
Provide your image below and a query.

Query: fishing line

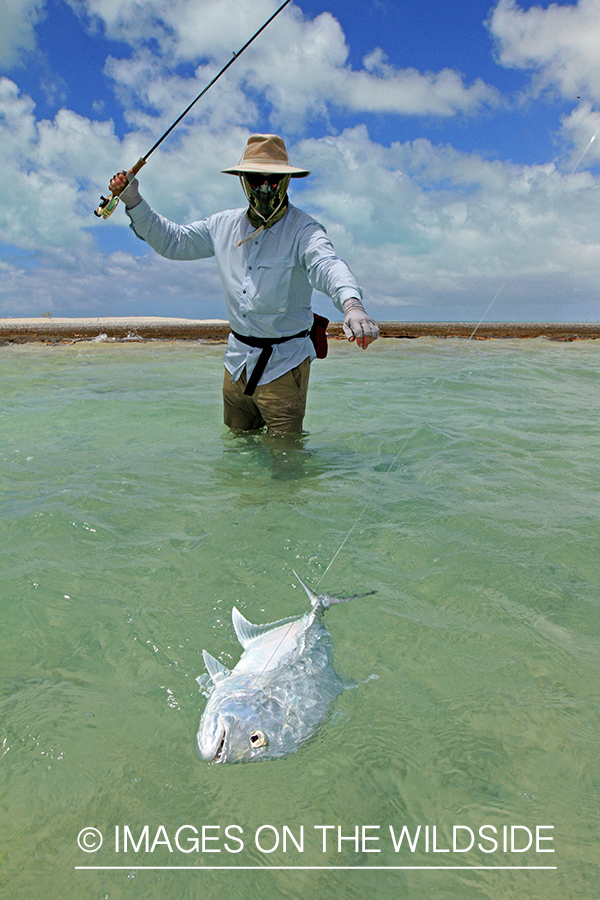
[213,109,599,693]
[233,122,599,686]
[315,121,600,589]
[315,277,508,588]
[245,280,508,688]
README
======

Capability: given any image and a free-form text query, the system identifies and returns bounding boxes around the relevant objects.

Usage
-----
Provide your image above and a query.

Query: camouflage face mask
[242,173,290,225]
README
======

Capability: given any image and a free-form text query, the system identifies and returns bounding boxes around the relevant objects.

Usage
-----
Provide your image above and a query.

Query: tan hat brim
[221,163,310,178]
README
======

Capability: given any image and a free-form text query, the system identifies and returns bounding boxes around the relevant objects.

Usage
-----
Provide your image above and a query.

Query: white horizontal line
[75,865,557,871]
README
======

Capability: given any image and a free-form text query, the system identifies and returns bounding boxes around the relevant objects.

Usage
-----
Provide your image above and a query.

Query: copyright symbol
[77,827,103,852]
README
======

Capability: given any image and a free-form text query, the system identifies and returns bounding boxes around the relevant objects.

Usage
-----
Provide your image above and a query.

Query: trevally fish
[196,572,375,763]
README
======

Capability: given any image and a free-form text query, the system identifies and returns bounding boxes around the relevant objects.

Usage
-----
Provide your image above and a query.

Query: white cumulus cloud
[1,1,599,321]
[76,0,500,129]
[2,105,600,322]
[294,126,600,317]
[0,0,46,68]
[489,0,600,104]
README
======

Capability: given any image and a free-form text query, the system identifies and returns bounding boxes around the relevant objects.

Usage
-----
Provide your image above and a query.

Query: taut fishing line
[315,124,599,589]
[248,282,508,687]
[315,279,508,588]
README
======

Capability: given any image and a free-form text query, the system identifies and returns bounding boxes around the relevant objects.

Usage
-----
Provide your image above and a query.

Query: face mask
[242,173,290,223]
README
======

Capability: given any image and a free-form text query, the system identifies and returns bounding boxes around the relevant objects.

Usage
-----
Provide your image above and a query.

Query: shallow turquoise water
[1,338,599,899]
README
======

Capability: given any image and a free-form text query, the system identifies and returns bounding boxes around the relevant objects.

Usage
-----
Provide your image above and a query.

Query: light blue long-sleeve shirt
[126,199,362,385]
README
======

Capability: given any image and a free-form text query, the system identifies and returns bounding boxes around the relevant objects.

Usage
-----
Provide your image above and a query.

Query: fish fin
[293,569,376,610]
[322,589,377,608]
[342,673,379,690]
[202,650,230,684]
[232,606,300,647]
[292,570,321,609]
[231,607,262,648]
[196,672,213,697]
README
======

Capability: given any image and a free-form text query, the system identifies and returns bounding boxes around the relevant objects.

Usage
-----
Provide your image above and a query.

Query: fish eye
[250,730,268,749]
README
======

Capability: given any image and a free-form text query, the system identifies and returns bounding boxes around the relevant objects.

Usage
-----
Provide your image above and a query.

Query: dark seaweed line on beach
[1,318,599,344]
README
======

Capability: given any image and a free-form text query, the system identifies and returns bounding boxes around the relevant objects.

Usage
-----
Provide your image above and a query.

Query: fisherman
[109,134,379,434]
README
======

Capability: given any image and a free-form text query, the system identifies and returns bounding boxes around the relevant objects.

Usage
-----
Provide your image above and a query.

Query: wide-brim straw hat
[222,134,310,178]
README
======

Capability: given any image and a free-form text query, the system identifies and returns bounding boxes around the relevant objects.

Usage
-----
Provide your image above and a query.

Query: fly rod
[95,0,292,218]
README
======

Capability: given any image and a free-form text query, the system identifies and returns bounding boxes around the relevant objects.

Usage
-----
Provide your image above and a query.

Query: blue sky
[1,0,600,322]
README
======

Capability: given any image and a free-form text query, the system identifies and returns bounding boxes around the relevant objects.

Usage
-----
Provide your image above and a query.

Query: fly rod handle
[94,157,147,219]
[128,157,147,179]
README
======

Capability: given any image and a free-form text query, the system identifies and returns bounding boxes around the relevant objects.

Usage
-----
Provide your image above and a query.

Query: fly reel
[94,157,146,219]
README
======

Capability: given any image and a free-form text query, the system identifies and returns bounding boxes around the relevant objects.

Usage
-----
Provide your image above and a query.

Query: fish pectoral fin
[196,673,212,697]
[202,650,230,684]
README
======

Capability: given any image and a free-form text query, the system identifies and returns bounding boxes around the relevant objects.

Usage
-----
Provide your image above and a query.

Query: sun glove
[342,297,380,343]
[116,172,143,209]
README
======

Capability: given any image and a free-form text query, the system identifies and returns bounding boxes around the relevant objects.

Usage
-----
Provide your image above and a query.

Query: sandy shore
[0,317,599,343]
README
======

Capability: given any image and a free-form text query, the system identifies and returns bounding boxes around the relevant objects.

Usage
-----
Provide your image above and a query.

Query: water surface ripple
[1,338,598,899]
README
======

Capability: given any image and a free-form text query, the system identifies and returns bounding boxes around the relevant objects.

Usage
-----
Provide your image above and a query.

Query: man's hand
[342,297,380,348]
[109,169,143,209]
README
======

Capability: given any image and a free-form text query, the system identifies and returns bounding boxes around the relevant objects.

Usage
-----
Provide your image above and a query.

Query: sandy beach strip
[0,317,599,344]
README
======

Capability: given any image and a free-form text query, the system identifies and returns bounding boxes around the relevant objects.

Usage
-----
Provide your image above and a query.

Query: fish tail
[324,590,377,607]
[293,570,376,609]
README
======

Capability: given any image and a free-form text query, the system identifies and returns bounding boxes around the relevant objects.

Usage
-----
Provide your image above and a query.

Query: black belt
[231,329,309,396]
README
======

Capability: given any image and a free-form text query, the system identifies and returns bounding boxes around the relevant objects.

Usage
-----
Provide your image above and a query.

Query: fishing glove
[116,171,143,210]
[342,297,380,344]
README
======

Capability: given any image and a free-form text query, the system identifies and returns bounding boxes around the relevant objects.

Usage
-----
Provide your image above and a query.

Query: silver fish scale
[196,573,374,764]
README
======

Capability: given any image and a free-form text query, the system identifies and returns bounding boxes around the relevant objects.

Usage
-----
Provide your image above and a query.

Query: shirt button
[249,266,252,270]
[242,290,246,294]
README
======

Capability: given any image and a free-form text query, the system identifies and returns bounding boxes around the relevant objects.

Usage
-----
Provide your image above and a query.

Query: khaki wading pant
[223,358,311,434]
